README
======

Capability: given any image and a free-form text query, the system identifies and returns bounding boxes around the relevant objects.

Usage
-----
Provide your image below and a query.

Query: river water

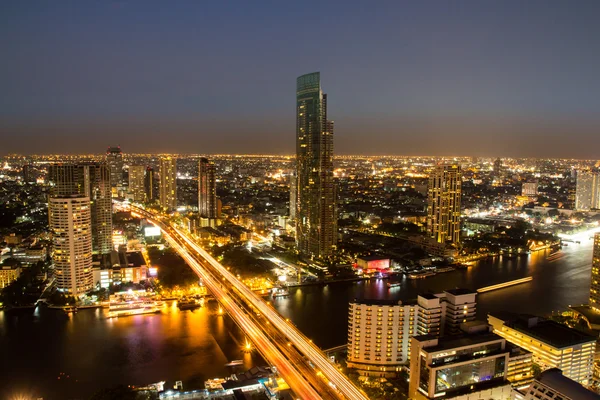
[0,237,594,399]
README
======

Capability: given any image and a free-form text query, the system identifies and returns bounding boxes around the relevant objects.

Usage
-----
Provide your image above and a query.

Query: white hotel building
[347,289,477,377]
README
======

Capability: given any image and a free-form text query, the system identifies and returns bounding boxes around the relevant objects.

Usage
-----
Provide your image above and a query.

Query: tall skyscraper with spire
[198,157,217,222]
[295,72,336,260]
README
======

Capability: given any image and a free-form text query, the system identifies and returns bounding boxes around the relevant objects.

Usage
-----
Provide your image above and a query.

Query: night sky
[1,1,599,157]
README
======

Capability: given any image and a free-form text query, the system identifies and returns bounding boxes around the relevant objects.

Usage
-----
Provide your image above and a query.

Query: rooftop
[415,332,504,353]
[536,369,600,400]
[445,288,476,296]
[490,312,596,348]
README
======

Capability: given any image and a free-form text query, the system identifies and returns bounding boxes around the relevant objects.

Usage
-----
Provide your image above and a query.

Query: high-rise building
[49,195,93,295]
[525,368,600,400]
[488,313,596,385]
[409,331,513,400]
[589,233,600,310]
[48,164,113,255]
[145,167,154,202]
[289,172,297,221]
[346,289,477,376]
[106,146,124,194]
[159,157,177,210]
[575,169,600,211]
[198,158,217,220]
[22,164,35,183]
[128,165,146,203]
[295,72,336,259]
[493,157,503,176]
[427,164,462,244]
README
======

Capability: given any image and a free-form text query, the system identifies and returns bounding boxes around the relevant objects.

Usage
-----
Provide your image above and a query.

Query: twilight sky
[1,1,599,157]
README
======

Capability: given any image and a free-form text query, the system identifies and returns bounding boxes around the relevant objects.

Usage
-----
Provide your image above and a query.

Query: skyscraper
[106,146,124,195]
[198,157,217,220]
[159,156,177,211]
[493,157,503,176]
[427,164,462,244]
[128,165,146,202]
[289,172,297,221]
[145,166,155,202]
[48,164,113,255]
[575,169,599,211]
[49,195,93,295]
[589,233,600,311]
[295,72,336,260]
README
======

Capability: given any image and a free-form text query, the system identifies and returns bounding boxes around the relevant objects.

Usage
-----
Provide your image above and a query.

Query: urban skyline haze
[2,1,600,157]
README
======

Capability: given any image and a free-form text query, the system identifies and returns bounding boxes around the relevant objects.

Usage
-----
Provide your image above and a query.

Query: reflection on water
[0,240,593,399]
[272,239,594,350]
[0,301,263,399]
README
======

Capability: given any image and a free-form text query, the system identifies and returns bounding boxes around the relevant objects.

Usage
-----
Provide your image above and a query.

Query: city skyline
[2,1,600,157]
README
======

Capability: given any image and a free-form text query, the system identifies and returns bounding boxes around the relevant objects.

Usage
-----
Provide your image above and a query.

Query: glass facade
[295,72,336,259]
[435,357,506,394]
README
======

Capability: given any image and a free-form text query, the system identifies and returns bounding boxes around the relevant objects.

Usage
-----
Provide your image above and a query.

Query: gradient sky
[1,1,599,157]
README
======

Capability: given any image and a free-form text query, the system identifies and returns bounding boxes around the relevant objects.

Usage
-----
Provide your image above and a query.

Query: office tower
[198,158,217,219]
[493,157,503,176]
[426,164,462,244]
[128,165,146,202]
[409,331,513,400]
[22,164,34,183]
[589,233,600,310]
[289,172,297,221]
[106,146,124,193]
[159,156,177,210]
[295,72,336,259]
[49,195,93,295]
[48,164,113,255]
[145,167,154,202]
[488,313,596,385]
[525,369,600,400]
[347,289,477,376]
[575,169,599,211]
[521,181,538,197]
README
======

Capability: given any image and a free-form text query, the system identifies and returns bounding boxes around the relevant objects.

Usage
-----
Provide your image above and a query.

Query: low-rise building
[408,331,513,400]
[523,368,600,400]
[488,312,596,385]
[0,265,21,289]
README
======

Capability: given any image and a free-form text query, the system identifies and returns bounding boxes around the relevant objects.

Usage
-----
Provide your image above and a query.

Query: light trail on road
[127,203,368,400]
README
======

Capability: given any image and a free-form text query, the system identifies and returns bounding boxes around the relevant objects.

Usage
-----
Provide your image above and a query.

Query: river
[0,236,594,399]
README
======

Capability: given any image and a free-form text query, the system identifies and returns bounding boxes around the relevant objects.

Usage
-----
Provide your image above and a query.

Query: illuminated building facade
[48,163,113,255]
[159,156,177,211]
[145,167,154,202]
[409,333,512,400]
[589,233,600,310]
[525,368,599,400]
[295,72,336,259]
[427,164,462,244]
[493,157,503,176]
[0,265,21,289]
[198,157,217,221]
[575,169,599,211]
[106,146,124,194]
[488,313,596,385]
[289,172,296,221]
[521,181,539,197]
[49,195,93,295]
[128,165,146,202]
[347,289,477,377]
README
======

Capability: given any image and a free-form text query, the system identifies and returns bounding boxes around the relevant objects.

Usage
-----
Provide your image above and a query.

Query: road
[127,204,369,400]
